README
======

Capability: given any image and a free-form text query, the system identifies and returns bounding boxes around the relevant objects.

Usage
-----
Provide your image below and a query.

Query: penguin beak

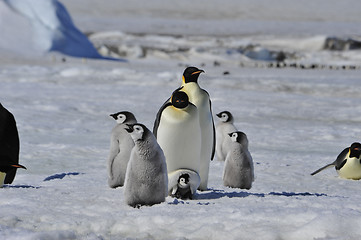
[228,133,232,137]
[11,164,27,170]
[191,69,204,75]
[110,114,117,120]
[216,113,222,118]
[125,124,134,133]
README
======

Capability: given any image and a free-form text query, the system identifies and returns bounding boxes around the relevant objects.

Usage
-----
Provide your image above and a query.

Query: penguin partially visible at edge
[223,131,254,189]
[0,103,23,185]
[0,155,26,188]
[180,67,215,191]
[311,142,361,180]
[124,123,168,207]
[154,87,201,177]
[215,111,238,162]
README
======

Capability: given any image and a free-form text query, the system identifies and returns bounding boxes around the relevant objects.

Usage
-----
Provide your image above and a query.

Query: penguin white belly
[157,105,201,174]
[0,172,5,188]
[337,158,361,180]
[182,83,214,190]
[220,124,238,160]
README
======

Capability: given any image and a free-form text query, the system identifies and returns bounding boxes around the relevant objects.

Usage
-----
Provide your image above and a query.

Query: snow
[1,0,361,239]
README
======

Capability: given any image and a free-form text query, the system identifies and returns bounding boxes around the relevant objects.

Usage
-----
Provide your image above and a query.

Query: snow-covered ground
[1,0,361,239]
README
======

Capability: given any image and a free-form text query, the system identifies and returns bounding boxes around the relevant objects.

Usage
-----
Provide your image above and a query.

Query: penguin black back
[183,66,204,83]
[0,103,20,184]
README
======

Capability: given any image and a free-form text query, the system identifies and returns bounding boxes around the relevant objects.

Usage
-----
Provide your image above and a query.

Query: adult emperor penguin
[107,111,137,188]
[154,88,202,199]
[0,103,23,185]
[0,156,26,188]
[311,142,361,180]
[124,123,168,207]
[180,66,215,191]
[215,111,238,162]
[223,131,254,189]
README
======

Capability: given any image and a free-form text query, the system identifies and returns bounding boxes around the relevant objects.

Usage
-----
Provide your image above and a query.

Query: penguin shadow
[3,184,40,189]
[193,189,328,200]
[194,188,265,200]
[43,172,83,181]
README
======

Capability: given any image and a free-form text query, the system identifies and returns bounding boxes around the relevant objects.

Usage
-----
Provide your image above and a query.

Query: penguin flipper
[310,163,335,176]
[153,99,171,138]
[210,99,216,161]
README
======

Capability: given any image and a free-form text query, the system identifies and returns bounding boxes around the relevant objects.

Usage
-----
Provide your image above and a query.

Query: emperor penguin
[124,123,168,207]
[223,131,254,189]
[0,156,26,188]
[180,67,215,191]
[311,142,361,180]
[154,88,202,199]
[168,169,201,200]
[0,103,23,185]
[215,111,238,162]
[107,111,137,188]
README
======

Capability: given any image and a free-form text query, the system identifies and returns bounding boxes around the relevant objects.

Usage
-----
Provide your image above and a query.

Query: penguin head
[110,111,136,124]
[125,123,146,141]
[178,174,190,187]
[228,131,248,145]
[349,142,361,159]
[171,88,189,109]
[182,66,204,84]
[216,111,234,123]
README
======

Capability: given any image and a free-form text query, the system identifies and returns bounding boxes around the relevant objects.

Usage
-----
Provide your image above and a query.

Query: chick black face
[182,66,204,84]
[171,90,189,109]
[216,111,233,123]
[349,142,361,159]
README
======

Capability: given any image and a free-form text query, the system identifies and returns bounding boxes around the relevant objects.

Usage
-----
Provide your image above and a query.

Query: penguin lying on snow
[215,111,238,162]
[124,123,168,207]
[0,103,26,187]
[311,142,361,180]
[223,131,254,189]
[107,111,137,188]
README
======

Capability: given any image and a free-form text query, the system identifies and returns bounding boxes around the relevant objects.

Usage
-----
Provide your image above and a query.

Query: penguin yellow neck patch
[0,172,6,188]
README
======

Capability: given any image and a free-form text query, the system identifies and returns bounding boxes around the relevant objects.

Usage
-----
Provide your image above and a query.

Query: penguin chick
[223,131,254,189]
[107,111,137,188]
[0,103,21,184]
[181,66,215,191]
[124,123,168,207]
[311,142,361,180]
[168,169,201,199]
[0,155,26,187]
[154,87,201,179]
[215,111,238,161]
[171,174,193,200]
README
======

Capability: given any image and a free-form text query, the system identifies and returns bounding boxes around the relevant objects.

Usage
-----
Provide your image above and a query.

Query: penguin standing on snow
[0,103,26,187]
[311,142,361,180]
[215,111,238,162]
[180,67,215,191]
[107,111,137,188]
[223,131,254,189]
[154,88,202,199]
[124,123,168,207]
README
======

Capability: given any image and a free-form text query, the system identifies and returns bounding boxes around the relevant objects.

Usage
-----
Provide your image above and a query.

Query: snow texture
[1,0,361,239]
